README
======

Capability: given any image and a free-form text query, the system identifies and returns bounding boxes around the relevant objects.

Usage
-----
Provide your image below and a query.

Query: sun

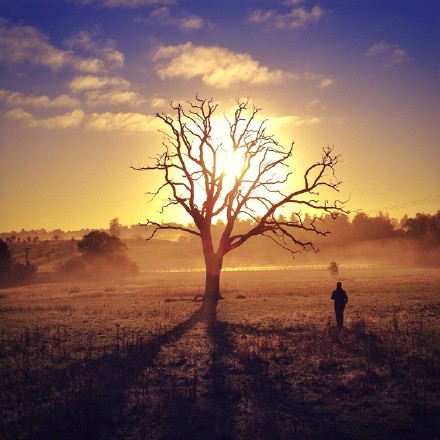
[218,149,246,180]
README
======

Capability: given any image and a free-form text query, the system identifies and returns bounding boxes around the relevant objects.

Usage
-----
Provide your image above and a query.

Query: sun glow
[168,108,296,224]
[219,149,246,180]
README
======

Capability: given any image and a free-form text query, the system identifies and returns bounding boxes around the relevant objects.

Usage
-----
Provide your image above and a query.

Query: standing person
[331,282,348,330]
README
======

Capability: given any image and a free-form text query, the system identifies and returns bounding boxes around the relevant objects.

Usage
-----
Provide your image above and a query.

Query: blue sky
[1,0,439,231]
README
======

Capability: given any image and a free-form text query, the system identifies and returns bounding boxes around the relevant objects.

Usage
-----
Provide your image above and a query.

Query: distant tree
[27,236,32,242]
[78,231,127,255]
[0,239,37,286]
[51,229,65,240]
[0,239,12,282]
[398,214,409,230]
[405,211,440,246]
[352,212,395,241]
[58,230,137,278]
[32,236,39,245]
[109,217,122,238]
[132,97,347,322]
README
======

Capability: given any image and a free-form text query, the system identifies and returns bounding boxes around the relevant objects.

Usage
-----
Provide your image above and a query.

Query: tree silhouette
[133,97,347,322]
[109,217,122,238]
[77,231,126,255]
[0,239,12,283]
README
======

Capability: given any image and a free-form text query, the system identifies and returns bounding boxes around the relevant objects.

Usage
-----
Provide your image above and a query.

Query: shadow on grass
[5,314,439,440]
[214,321,351,440]
[25,309,203,440]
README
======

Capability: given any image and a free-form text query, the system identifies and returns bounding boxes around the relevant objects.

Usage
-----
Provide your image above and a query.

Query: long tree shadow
[13,312,438,439]
[143,319,346,440]
[121,319,237,440]
[29,308,203,440]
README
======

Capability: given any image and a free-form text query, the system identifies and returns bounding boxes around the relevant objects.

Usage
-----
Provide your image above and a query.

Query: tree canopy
[77,231,127,255]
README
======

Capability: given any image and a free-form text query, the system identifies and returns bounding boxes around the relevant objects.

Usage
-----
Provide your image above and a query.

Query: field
[1,267,439,439]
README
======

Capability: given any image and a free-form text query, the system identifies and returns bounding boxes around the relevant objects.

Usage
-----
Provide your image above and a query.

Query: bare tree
[109,217,122,238]
[133,97,348,322]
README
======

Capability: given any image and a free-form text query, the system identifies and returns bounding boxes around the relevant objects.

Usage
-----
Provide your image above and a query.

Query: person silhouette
[331,281,348,330]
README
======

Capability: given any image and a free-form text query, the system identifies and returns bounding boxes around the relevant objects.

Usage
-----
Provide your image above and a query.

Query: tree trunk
[200,252,223,324]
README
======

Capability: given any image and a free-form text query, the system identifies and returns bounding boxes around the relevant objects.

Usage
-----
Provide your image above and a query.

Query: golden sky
[1,1,439,231]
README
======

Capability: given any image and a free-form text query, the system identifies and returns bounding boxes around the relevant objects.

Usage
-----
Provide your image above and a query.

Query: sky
[1,0,439,232]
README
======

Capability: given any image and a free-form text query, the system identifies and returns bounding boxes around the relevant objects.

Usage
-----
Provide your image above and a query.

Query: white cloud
[269,114,321,127]
[146,7,206,31]
[69,75,131,92]
[86,111,159,132]
[68,74,144,108]
[4,106,158,133]
[0,89,80,108]
[84,90,145,107]
[65,30,124,67]
[5,108,85,128]
[151,97,167,108]
[152,42,288,88]
[152,43,332,90]
[0,21,105,73]
[249,4,325,30]
[366,41,408,66]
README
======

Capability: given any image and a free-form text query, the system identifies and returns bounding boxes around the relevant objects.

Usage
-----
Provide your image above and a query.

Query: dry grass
[0,267,439,439]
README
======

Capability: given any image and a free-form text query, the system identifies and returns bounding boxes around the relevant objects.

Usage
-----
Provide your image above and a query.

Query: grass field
[1,267,439,439]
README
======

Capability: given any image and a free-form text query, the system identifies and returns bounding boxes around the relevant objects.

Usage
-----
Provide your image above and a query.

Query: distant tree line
[1,212,439,248]
[198,211,440,249]
[0,218,154,242]
[325,211,440,247]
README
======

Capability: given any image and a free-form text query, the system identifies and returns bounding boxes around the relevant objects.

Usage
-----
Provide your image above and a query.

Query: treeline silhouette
[193,211,440,249]
[1,211,438,246]
[309,210,440,247]
[0,224,151,243]
[1,211,439,271]
[187,210,440,268]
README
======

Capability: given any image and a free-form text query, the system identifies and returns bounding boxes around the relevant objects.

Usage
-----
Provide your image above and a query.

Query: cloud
[65,30,124,67]
[303,72,333,88]
[0,21,105,73]
[86,111,159,132]
[152,43,332,90]
[249,4,325,30]
[69,75,131,92]
[151,97,167,108]
[73,0,175,8]
[152,42,288,88]
[5,108,85,128]
[84,90,146,107]
[0,89,80,108]
[68,74,144,108]
[366,41,408,66]
[68,75,144,107]
[145,7,207,31]
[4,106,158,132]
[269,114,321,127]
